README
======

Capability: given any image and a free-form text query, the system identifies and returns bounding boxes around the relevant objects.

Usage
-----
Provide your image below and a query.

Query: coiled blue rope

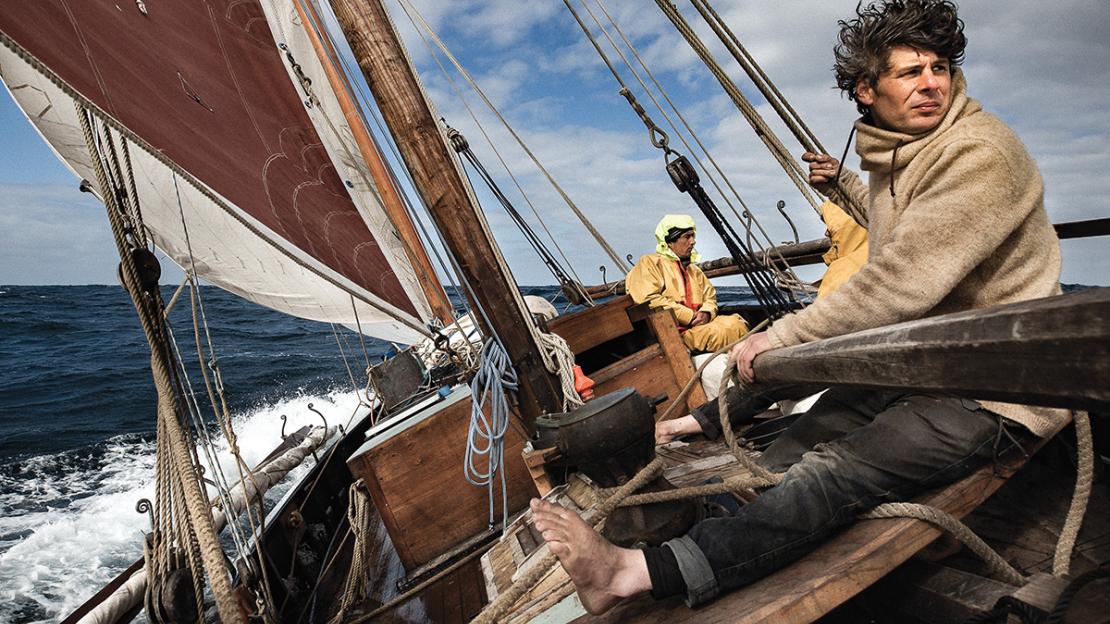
[466,340,519,531]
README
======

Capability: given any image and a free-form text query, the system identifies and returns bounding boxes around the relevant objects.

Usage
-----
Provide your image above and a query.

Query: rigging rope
[393,0,632,275]
[76,107,241,623]
[563,0,798,318]
[1053,410,1094,577]
[270,0,459,326]
[0,26,431,341]
[582,0,810,299]
[652,0,821,214]
[311,0,480,352]
[333,481,374,624]
[537,331,586,412]
[666,153,796,316]
[399,11,591,295]
[686,0,866,218]
[173,174,279,619]
[446,125,593,305]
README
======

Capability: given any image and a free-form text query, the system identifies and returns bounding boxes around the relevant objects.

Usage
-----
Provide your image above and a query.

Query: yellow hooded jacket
[626,215,716,326]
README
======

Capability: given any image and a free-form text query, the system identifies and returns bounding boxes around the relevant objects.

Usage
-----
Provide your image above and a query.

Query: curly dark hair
[834,0,967,114]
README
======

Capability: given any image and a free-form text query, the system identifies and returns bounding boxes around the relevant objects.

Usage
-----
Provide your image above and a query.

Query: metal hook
[307,403,328,432]
[136,498,154,531]
[777,200,800,244]
[280,414,289,440]
[195,464,218,489]
[306,403,327,462]
[625,254,634,266]
[742,210,754,250]
[599,265,607,284]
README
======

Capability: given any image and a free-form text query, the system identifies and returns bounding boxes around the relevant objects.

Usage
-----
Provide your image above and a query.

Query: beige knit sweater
[766,71,1066,437]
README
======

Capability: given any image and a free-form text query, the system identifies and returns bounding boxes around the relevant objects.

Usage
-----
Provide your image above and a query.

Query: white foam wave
[0,388,364,623]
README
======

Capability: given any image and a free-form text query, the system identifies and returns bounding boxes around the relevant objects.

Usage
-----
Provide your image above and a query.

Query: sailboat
[2,1,1108,623]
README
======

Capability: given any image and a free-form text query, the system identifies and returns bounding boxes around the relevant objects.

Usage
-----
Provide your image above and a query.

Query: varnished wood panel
[548,295,635,355]
[347,395,537,570]
[645,309,708,412]
[591,346,686,421]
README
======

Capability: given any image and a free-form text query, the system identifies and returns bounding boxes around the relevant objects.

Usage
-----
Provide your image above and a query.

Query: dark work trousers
[643,387,1032,606]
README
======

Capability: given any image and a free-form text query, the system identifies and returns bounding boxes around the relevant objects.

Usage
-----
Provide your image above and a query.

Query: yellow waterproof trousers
[681,314,748,352]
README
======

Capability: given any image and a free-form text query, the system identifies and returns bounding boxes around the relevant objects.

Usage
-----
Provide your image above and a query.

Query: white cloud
[392,0,1110,286]
[0,185,116,285]
[3,0,1108,287]
[0,184,186,285]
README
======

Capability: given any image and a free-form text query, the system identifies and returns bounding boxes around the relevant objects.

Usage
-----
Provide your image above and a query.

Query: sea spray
[0,389,364,624]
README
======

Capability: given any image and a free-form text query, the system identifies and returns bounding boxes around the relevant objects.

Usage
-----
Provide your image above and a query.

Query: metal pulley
[666,154,699,193]
[445,125,469,153]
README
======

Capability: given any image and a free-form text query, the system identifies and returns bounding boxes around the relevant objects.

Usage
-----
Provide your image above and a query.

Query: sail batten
[0,1,436,343]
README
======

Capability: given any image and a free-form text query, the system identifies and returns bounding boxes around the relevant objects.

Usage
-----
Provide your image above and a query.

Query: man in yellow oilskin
[626,215,748,352]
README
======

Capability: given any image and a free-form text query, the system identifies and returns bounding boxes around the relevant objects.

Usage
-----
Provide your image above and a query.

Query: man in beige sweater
[531,0,1066,613]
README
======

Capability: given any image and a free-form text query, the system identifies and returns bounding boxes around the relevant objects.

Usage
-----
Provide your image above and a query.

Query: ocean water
[0,284,395,623]
[0,283,764,622]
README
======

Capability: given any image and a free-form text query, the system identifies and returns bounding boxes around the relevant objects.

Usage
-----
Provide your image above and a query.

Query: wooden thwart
[754,288,1110,412]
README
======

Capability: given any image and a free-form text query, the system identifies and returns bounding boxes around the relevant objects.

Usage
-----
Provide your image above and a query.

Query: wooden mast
[328,0,564,427]
[293,0,454,326]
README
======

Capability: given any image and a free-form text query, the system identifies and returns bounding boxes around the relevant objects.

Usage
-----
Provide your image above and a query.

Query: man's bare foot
[531,498,652,614]
[655,414,704,444]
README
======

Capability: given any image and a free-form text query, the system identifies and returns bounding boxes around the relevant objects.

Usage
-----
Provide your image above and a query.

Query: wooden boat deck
[479,418,1073,624]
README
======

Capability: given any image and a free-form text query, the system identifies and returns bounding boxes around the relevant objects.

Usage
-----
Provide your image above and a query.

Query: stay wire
[283,0,458,327]
[310,0,481,348]
[393,0,632,274]
[687,0,865,219]
[681,163,794,315]
[170,172,279,618]
[575,0,808,298]
[564,1,793,315]
[449,127,592,304]
[653,0,821,214]
[399,6,591,294]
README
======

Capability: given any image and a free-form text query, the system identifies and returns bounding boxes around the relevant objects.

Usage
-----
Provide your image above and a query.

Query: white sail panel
[259,0,440,324]
[0,43,428,344]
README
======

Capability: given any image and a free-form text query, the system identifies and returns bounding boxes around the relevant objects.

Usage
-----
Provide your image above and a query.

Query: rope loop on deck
[861,502,1026,585]
[467,340,519,531]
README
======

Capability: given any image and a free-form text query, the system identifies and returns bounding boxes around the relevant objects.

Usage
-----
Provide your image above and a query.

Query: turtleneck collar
[853,69,981,176]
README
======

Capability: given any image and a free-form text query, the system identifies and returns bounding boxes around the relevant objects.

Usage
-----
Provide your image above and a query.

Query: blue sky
[2,0,1108,286]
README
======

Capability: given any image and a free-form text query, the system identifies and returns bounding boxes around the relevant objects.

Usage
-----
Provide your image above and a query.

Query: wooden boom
[753,287,1110,412]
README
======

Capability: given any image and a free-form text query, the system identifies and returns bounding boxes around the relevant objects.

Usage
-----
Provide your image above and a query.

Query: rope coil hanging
[466,340,519,532]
